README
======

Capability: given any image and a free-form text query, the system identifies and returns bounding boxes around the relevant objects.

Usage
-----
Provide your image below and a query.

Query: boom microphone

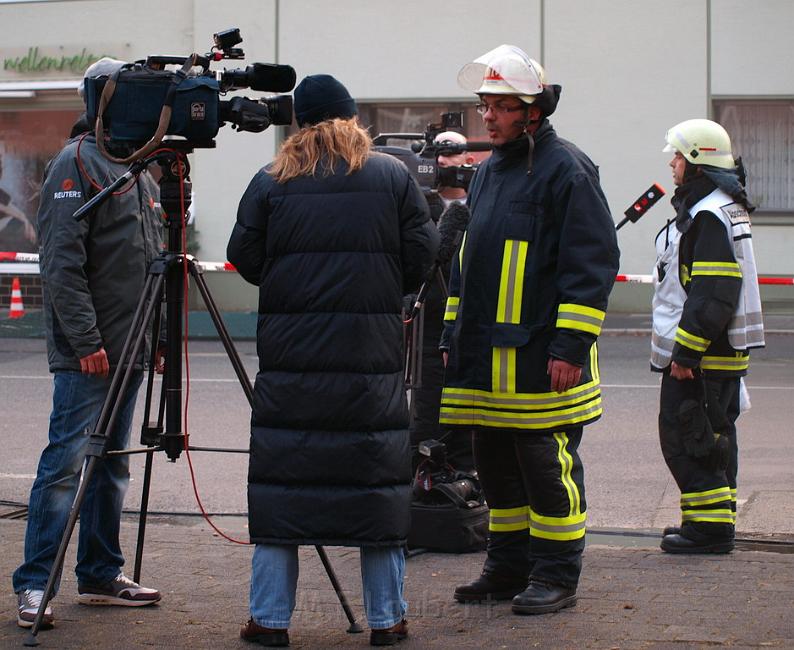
[435,202,471,267]
[616,183,666,230]
[409,202,470,320]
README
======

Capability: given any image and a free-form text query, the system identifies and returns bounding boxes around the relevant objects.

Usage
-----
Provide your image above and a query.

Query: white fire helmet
[663,119,735,170]
[458,44,546,104]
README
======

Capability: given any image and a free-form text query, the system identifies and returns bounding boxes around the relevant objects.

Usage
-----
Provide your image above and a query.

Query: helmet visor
[458,44,544,96]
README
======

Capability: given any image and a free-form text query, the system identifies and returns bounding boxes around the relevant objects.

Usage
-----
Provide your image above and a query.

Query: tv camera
[82,27,295,161]
[373,111,490,198]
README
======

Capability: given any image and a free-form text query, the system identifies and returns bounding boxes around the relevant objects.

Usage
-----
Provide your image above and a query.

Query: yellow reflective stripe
[442,377,600,411]
[458,230,466,267]
[590,342,600,383]
[529,508,586,541]
[556,303,605,336]
[554,432,581,517]
[681,508,734,523]
[444,296,460,321]
[496,240,528,324]
[691,261,742,278]
[680,487,732,507]
[512,241,528,322]
[490,506,530,532]
[675,327,710,352]
[439,398,602,430]
[492,347,516,394]
[700,354,749,371]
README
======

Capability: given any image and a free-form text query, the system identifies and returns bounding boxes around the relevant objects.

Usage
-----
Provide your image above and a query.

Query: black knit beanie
[294,74,357,127]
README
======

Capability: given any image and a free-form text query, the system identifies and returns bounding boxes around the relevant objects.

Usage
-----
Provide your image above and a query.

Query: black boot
[454,572,527,603]
[511,580,577,615]
[660,533,734,554]
[662,525,681,537]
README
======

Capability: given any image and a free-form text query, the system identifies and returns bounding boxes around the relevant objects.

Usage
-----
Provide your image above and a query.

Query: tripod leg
[134,299,166,584]
[25,273,163,644]
[188,262,362,633]
[23,458,101,647]
[315,546,363,634]
[188,263,253,403]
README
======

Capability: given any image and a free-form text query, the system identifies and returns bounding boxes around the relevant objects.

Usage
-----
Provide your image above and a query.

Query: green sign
[3,47,111,74]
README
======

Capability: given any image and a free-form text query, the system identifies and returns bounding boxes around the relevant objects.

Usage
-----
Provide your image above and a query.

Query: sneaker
[77,573,161,606]
[17,589,54,629]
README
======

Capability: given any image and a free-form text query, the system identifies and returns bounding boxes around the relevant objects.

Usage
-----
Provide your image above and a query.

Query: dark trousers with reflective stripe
[473,427,586,588]
[659,372,740,539]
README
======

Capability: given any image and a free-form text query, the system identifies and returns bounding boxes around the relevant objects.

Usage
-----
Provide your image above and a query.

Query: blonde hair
[269,117,372,183]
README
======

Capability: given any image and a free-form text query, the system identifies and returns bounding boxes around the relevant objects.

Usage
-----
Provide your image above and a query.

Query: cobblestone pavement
[2,518,793,649]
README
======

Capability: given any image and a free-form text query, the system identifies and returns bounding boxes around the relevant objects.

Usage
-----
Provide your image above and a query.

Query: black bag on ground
[407,439,488,553]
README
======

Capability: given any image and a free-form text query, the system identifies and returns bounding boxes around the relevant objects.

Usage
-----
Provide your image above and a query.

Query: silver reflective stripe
[441,400,602,427]
[442,383,601,408]
[491,514,528,526]
[651,331,674,368]
[530,519,586,535]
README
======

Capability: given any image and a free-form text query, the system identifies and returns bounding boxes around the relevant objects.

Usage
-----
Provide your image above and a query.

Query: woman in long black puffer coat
[227,74,438,647]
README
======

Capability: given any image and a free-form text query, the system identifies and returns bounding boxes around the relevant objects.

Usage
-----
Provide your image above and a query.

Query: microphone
[616,183,666,230]
[409,202,470,320]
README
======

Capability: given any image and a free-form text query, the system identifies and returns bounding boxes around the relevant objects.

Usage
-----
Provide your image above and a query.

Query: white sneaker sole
[17,613,54,628]
[77,593,160,607]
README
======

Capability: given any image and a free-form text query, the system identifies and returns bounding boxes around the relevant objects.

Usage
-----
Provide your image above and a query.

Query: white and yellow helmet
[458,44,546,104]
[663,119,735,170]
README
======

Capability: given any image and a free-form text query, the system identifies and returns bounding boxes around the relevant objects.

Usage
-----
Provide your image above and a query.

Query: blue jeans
[250,544,407,629]
[13,370,142,594]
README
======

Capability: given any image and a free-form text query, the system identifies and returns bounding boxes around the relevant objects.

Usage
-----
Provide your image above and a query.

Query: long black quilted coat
[227,152,438,546]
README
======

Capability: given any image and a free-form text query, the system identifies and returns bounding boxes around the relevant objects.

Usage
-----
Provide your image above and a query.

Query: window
[714,100,794,213]
[0,105,82,253]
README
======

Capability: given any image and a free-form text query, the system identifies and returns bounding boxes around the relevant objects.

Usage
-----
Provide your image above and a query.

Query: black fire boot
[511,580,577,615]
[663,525,681,537]
[453,572,528,603]
[660,533,734,554]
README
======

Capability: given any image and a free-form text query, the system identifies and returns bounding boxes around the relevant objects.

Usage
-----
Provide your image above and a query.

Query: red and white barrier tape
[1,252,791,285]
[0,252,237,274]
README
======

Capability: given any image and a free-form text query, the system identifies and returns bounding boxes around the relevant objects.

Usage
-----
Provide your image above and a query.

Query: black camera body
[84,28,295,147]
[373,111,485,195]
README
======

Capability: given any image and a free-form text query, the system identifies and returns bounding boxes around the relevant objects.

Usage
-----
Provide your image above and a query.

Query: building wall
[1,0,792,311]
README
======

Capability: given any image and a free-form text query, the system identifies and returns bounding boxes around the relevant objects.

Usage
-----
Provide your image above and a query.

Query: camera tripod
[24,147,361,645]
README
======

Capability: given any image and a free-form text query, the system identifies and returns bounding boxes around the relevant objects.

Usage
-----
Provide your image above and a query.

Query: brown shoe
[240,618,289,647]
[370,619,408,646]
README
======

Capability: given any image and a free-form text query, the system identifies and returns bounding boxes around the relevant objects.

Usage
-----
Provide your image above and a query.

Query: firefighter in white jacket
[652,119,764,554]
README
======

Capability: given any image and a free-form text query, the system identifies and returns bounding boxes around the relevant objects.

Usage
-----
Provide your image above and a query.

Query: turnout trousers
[659,372,740,540]
[472,427,586,589]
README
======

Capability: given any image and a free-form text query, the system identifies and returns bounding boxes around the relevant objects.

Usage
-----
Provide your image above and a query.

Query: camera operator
[227,74,437,647]
[433,130,474,207]
[409,131,476,474]
[12,58,164,629]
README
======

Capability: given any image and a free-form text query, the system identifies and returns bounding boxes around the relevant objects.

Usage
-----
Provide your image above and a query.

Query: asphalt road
[1,331,792,536]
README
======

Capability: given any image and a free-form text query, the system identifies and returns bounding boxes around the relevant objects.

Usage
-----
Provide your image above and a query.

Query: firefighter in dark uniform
[653,119,764,554]
[441,45,620,614]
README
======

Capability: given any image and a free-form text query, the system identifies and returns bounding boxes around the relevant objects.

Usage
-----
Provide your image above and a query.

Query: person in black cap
[229,74,438,647]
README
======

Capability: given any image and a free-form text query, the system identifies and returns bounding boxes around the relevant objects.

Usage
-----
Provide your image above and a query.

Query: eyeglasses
[475,101,526,116]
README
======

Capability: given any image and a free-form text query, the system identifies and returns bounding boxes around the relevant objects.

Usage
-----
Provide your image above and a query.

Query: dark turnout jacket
[440,123,620,432]
[227,151,438,546]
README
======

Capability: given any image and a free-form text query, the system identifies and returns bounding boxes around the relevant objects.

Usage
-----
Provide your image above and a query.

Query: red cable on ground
[170,151,249,546]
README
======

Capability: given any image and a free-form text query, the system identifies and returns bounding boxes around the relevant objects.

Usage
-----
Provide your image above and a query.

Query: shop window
[714,100,794,214]
[0,107,81,253]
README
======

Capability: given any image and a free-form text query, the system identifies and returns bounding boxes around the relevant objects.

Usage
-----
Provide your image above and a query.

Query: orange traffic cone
[8,276,25,319]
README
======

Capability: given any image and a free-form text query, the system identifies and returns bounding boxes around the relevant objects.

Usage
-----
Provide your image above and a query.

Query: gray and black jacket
[37,134,162,372]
